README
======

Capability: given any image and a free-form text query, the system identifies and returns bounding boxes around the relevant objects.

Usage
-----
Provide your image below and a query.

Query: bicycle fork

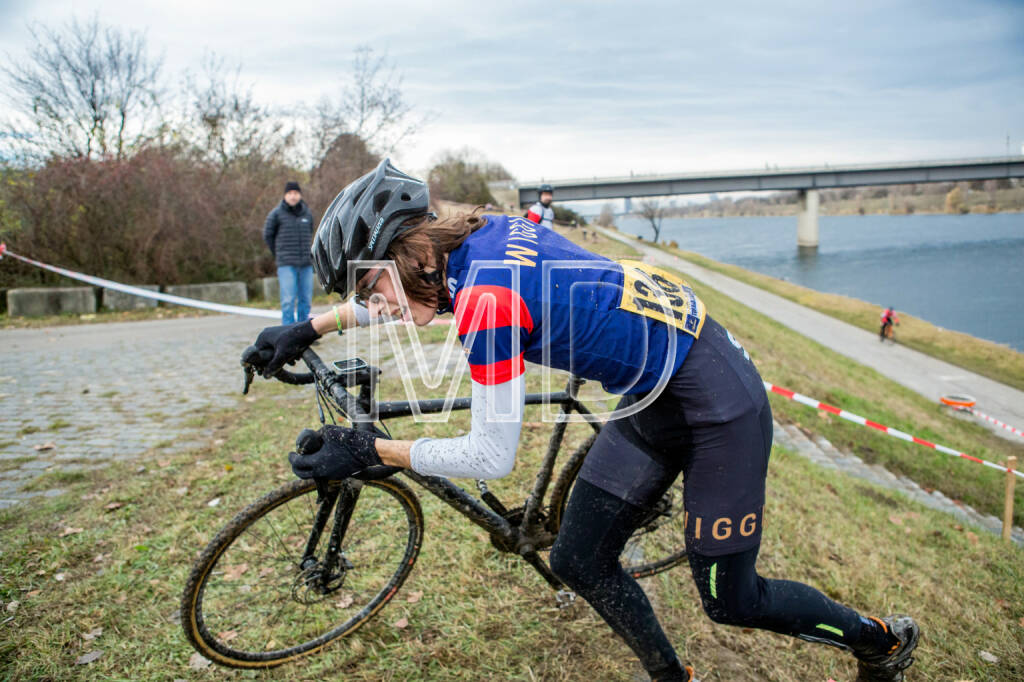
[298,481,362,594]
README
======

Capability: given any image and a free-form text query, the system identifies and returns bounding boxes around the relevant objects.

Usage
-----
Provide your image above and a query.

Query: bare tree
[595,202,615,227]
[182,52,291,168]
[2,17,163,160]
[639,199,665,242]
[309,46,428,162]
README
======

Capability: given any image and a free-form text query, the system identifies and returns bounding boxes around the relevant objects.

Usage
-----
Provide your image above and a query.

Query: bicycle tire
[181,476,423,668]
[550,433,688,578]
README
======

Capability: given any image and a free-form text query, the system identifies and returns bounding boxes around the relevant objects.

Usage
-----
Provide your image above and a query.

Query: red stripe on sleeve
[454,285,534,335]
[469,354,525,385]
[526,210,541,223]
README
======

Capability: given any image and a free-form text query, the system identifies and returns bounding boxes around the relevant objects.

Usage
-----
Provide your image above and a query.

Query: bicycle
[180,347,688,668]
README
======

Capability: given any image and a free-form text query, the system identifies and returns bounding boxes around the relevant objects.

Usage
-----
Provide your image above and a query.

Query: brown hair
[385,210,487,306]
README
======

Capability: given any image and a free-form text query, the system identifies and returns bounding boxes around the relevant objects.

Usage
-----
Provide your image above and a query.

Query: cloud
[1,0,1022,178]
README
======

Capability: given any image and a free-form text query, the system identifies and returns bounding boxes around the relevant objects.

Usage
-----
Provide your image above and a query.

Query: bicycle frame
[297,348,603,589]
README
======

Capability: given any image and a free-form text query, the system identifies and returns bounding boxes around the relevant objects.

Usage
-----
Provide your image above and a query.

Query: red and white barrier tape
[763,381,1024,479]
[956,407,1024,440]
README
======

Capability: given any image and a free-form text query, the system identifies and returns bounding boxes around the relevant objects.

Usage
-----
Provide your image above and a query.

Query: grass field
[1,228,1023,680]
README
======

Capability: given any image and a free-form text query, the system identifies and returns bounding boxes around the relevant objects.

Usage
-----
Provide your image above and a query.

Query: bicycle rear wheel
[181,477,423,668]
[551,434,688,578]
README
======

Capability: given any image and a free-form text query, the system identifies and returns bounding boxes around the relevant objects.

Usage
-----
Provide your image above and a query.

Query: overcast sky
[1,0,1022,182]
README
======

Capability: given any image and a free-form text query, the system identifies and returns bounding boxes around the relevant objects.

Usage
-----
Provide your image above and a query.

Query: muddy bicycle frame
[283,347,603,591]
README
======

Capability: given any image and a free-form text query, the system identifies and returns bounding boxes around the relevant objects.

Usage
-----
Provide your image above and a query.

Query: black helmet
[538,183,553,195]
[312,158,431,297]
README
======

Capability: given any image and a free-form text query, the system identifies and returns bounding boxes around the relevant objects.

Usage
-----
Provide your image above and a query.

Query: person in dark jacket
[264,181,316,324]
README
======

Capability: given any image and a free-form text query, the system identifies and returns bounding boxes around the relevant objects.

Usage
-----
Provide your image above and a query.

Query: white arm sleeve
[351,300,371,327]
[409,376,525,479]
[350,299,405,326]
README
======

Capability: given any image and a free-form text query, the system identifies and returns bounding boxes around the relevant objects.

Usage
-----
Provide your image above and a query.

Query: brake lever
[241,362,256,395]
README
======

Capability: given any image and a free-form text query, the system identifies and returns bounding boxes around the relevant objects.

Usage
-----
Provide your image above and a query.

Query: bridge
[515,156,1024,247]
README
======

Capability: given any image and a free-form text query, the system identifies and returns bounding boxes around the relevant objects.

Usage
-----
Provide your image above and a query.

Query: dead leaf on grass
[393,617,408,629]
[188,652,212,669]
[26,590,40,598]
[223,563,248,581]
[217,630,238,642]
[173,487,189,496]
[965,531,979,545]
[83,627,103,640]
[75,650,103,665]
[887,515,903,526]
[258,567,275,579]
[33,442,57,451]
[60,527,84,537]
[406,590,423,604]
[104,502,124,511]
[978,650,999,663]
[335,594,354,609]
[157,460,172,467]
[93,553,107,563]
[5,600,19,613]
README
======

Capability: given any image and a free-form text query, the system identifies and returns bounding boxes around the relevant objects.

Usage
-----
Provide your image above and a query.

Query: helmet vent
[373,190,392,213]
[352,217,369,253]
[401,192,411,201]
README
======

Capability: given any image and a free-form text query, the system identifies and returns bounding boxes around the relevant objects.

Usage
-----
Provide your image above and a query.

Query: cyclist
[879,307,900,341]
[245,160,920,682]
[525,183,555,229]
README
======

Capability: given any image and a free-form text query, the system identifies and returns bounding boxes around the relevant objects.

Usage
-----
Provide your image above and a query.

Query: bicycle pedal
[555,589,576,609]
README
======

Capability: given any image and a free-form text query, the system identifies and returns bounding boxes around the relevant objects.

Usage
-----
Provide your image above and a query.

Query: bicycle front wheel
[181,476,423,668]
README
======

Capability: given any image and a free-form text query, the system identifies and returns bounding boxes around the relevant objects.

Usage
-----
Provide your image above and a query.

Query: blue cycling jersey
[440,215,707,394]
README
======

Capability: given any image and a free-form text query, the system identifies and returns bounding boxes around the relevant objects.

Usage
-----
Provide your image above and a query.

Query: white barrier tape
[764,380,1024,479]
[0,243,457,328]
[0,243,280,319]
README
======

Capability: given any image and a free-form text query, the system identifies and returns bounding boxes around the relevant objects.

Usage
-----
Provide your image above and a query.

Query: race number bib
[617,260,706,338]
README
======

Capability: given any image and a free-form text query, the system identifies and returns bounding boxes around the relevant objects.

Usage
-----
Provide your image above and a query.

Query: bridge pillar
[796,189,819,249]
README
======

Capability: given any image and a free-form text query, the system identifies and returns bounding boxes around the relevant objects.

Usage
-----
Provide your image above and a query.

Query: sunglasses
[353,269,386,306]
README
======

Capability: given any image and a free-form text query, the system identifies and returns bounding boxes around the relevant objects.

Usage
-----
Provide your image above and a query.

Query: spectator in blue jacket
[264,181,316,324]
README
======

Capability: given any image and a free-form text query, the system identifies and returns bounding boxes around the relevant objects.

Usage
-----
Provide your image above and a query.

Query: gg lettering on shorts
[617,260,706,338]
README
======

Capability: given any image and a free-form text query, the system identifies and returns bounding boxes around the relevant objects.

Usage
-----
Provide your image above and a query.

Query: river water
[616,213,1024,351]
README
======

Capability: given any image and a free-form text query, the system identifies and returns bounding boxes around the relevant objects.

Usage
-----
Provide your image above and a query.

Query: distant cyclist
[525,183,555,229]
[245,160,920,682]
[880,306,900,341]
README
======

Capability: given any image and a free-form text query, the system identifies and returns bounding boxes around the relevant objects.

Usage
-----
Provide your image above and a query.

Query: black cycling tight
[550,479,882,675]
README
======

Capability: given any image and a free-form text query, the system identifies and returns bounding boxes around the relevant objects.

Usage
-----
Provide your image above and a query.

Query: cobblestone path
[0,315,269,507]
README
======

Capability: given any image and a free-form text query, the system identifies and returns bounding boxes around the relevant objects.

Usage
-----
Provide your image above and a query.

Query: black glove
[288,425,383,481]
[244,320,321,378]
